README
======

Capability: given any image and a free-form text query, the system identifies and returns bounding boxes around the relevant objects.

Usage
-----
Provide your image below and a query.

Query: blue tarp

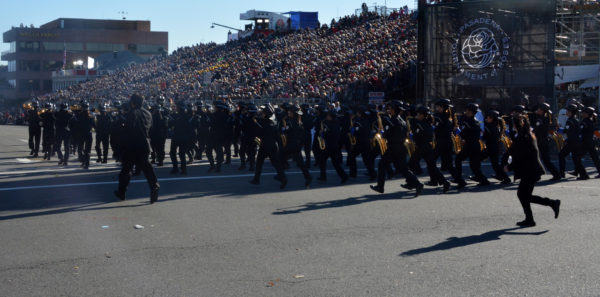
[285,11,319,30]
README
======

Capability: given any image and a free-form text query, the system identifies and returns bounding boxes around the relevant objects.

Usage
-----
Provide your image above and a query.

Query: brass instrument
[500,134,512,151]
[348,118,357,146]
[280,118,287,148]
[452,134,463,154]
[253,118,263,146]
[371,113,388,155]
[404,138,416,157]
[551,130,565,151]
[22,103,33,110]
[479,139,487,152]
[317,121,326,150]
[70,104,81,112]
[404,116,416,157]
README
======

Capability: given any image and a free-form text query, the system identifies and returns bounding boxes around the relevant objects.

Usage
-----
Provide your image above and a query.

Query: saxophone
[452,134,462,154]
[318,121,326,150]
[500,134,512,150]
[253,118,262,146]
[371,113,388,155]
[479,139,487,152]
[348,118,357,146]
[551,130,565,151]
[404,117,416,157]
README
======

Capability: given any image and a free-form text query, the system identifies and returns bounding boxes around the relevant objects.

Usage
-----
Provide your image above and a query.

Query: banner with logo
[420,0,556,108]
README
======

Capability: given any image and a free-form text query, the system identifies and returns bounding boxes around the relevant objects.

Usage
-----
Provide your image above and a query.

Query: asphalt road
[1,125,600,297]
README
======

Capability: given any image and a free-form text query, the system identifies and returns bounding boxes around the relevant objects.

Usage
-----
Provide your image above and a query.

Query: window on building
[8,79,16,88]
[18,60,41,72]
[18,41,40,53]
[136,44,166,54]
[43,60,63,71]
[86,43,126,52]
[42,42,84,53]
[18,79,40,91]
[8,61,16,72]
[9,41,16,53]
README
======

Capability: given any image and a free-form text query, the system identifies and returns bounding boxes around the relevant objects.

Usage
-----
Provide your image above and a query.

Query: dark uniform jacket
[580,117,596,146]
[123,107,152,153]
[508,131,545,181]
[564,117,581,145]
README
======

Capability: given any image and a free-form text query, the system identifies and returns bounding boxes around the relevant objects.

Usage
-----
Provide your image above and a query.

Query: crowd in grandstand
[37,9,416,106]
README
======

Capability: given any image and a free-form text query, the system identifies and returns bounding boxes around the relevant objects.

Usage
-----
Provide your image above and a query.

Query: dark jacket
[460,116,481,148]
[123,107,152,153]
[508,131,545,181]
[433,112,454,148]
[412,118,433,147]
[323,119,342,150]
[284,117,305,150]
[54,110,73,134]
[564,117,581,145]
[256,117,279,151]
[95,113,112,136]
[580,117,596,146]
[383,115,408,150]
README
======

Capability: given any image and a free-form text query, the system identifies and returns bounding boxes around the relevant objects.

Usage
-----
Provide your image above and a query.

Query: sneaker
[516,220,536,227]
[552,200,561,219]
[114,190,125,201]
[150,186,159,204]
[370,185,384,194]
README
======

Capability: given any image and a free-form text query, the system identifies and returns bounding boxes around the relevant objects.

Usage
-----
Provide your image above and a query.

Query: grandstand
[44,8,417,105]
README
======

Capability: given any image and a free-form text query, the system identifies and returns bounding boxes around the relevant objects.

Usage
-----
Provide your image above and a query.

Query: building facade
[1,18,168,100]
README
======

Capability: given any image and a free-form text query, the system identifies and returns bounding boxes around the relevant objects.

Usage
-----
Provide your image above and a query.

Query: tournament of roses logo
[451,18,510,80]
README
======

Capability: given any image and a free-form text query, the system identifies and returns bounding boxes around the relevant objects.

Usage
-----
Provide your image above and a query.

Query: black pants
[118,150,158,194]
[376,146,419,190]
[559,142,587,177]
[482,146,509,181]
[538,141,560,178]
[42,129,54,157]
[253,147,285,182]
[319,147,348,181]
[455,145,488,183]
[95,133,109,161]
[81,133,92,165]
[411,144,448,185]
[170,141,189,171]
[240,138,257,167]
[303,132,312,167]
[285,147,311,181]
[206,142,224,168]
[581,141,600,173]
[434,142,460,181]
[54,131,70,163]
[348,142,376,178]
[223,139,232,163]
[195,134,207,160]
[150,136,166,163]
[28,127,41,154]
[517,177,554,221]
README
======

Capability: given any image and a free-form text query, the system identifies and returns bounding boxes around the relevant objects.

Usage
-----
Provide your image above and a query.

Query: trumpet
[452,134,463,154]
[500,134,512,151]
[348,118,357,146]
[317,121,326,151]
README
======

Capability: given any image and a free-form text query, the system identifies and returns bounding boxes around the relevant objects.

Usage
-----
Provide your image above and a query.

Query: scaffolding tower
[555,0,600,66]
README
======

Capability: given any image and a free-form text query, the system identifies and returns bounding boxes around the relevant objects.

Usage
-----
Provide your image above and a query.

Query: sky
[0,0,414,66]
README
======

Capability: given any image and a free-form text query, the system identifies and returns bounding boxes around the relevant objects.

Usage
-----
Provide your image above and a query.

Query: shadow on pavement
[399,227,548,257]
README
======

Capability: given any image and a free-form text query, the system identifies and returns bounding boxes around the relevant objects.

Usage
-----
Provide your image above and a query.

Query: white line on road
[18,139,28,143]
[0,170,338,192]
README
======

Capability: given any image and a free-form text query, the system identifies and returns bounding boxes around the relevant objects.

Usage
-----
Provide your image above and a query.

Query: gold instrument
[22,103,33,110]
[317,121,326,150]
[500,135,512,151]
[371,113,388,155]
[280,118,287,148]
[253,118,263,146]
[551,130,565,151]
[348,118,357,146]
[70,104,81,112]
[404,138,416,157]
[479,139,487,152]
[452,134,463,154]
